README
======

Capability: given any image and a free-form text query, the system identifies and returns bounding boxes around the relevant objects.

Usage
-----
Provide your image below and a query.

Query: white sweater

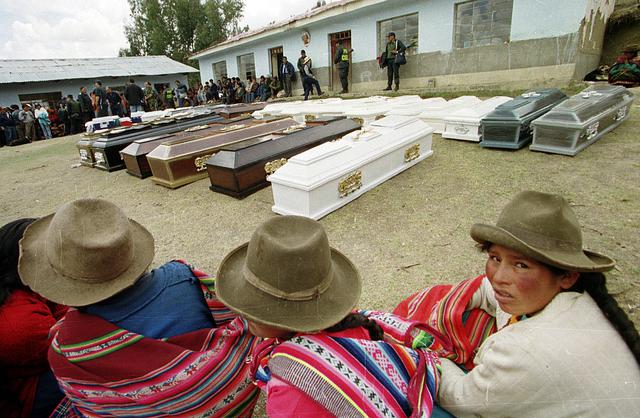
[438,277,640,418]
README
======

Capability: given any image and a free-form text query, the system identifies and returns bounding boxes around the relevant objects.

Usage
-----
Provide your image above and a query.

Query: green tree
[120,0,247,63]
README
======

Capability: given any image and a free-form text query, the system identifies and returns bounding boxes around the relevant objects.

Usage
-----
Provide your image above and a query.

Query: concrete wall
[0,74,191,107]
[196,0,608,92]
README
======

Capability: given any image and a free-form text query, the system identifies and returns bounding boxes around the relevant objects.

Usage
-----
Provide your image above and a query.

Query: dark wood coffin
[119,117,263,178]
[206,118,361,198]
[218,102,267,119]
[147,118,300,189]
[304,115,346,127]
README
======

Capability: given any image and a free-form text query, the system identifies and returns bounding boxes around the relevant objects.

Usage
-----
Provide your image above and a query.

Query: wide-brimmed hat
[216,216,361,333]
[19,199,155,306]
[470,191,614,272]
[622,44,639,53]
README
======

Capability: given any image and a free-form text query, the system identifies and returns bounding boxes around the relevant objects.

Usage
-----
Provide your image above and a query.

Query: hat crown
[496,191,582,252]
[45,199,135,283]
[245,216,333,298]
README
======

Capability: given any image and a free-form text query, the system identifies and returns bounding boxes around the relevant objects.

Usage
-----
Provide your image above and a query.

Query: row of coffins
[74,87,633,221]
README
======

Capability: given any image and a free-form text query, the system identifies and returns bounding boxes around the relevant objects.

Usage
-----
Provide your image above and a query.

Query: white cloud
[0,0,337,59]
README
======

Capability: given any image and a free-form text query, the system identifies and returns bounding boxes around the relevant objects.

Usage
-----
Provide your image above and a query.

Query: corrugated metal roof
[190,0,363,59]
[0,55,198,85]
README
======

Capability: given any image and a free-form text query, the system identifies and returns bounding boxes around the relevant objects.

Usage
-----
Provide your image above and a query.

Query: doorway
[269,46,284,78]
[328,31,352,92]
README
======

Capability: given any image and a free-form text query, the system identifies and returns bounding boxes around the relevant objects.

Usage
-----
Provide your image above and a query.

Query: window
[454,0,514,49]
[18,91,63,109]
[236,54,255,80]
[212,61,227,81]
[377,13,419,55]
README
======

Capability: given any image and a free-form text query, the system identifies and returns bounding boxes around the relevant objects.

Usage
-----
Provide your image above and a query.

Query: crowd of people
[1,190,638,417]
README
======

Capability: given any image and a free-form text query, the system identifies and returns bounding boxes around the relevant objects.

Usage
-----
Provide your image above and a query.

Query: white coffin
[268,116,434,220]
[418,96,481,134]
[386,97,448,116]
[344,103,395,125]
[442,96,512,142]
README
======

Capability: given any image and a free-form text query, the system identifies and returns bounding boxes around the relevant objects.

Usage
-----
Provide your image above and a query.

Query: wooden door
[329,31,351,92]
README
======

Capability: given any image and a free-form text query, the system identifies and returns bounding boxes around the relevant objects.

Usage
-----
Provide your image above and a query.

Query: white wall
[0,74,190,107]
[196,0,590,82]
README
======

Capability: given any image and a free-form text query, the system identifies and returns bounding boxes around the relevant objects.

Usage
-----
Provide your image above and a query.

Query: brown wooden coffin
[206,118,361,198]
[119,116,260,178]
[218,102,267,119]
[147,118,300,189]
[304,115,347,127]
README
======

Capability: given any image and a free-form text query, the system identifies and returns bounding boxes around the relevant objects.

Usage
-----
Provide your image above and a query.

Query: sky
[0,0,331,60]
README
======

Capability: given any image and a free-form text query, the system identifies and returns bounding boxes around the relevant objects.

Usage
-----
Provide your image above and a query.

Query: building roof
[0,55,198,85]
[190,0,378,59]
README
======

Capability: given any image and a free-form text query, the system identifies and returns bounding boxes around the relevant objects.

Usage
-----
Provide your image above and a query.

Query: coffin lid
[445,96,513,121]
[483,88,568,122]
[119,133,175,156]
[386,97,448,116]
[268,116,432,189]
[218,102,267,116]
[532,85,634,125]
[146,118,298,160]
[418,96,481,118]
[207,119,361,170]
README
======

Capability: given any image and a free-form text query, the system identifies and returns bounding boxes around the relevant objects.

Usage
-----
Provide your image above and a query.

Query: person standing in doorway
[280,57,296,97]
[334,40,353,93]
[383,32,406,92]
[34,104,52,139]
[92,81,109,117]
[124,79,145,113]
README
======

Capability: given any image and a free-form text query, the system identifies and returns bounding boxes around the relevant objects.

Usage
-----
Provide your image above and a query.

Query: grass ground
[1,87,638,416]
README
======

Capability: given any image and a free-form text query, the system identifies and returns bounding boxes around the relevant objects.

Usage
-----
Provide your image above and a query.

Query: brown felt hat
[216,216,361,333]
[622,44,639,53]
[19,199,155,306]
[470,191,615,272]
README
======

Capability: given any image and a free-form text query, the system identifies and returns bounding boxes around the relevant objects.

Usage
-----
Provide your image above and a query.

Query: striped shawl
[48,261,259,417]
[393,274,496,370]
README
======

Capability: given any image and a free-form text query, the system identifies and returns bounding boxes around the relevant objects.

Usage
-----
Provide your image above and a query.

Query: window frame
[212,60,228,81]
[236,53,256,80]
[376,12,419,56]
[452,0,514,50]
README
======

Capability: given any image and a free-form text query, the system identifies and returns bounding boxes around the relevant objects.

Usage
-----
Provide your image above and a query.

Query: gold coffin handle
[338,170,363,198]
[404,143,421,163]
[194,154,213,172]
[264,158,288,175]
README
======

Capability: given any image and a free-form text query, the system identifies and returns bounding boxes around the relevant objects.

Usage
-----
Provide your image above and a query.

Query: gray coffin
[530,84,635,156]
[480,88,568,149]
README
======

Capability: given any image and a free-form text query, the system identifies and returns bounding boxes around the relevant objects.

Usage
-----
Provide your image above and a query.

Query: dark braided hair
[326,313,384,341]
[479,241,640,365]
[0,218,36,306]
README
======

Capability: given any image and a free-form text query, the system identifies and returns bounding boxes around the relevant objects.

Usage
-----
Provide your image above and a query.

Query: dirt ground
[1,88,639,415]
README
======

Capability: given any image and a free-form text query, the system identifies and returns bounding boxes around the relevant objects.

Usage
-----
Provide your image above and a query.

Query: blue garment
[84,261,215,339]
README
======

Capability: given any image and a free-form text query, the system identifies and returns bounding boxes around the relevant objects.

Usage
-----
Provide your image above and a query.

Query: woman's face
[485,244,578,316]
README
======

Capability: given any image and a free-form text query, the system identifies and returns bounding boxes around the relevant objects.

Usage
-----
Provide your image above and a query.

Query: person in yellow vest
[333,40,352,93]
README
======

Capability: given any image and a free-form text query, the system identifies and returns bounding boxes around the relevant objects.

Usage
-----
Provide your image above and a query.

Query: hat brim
[470,223,615,273]
[18,214,155,307]
[216,243,361,333]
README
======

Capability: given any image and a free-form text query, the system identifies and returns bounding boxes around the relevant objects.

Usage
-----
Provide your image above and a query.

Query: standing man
[175,80,188,107]
[297,50,307,74]
[78,87,93,124]
[65,95,82,134]
[383,32,406,92]
[162,84,175,109]
[300,55,323,100]
[144,82,159,111]
[106,87,123,116]
[280,57,295,97]
[34,104,52,139]
[92,81,109,117]
[124,79,145,113]
[333,41,353,94]
[18,104,36,142]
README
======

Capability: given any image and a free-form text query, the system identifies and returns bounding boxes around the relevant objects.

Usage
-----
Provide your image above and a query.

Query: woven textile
[48,261,260,417]
[252,313,441,418]
[393,275,496,370]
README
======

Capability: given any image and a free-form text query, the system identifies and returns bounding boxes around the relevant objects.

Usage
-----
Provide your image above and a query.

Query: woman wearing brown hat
[398,191,640,417]
[217,215,445,417]
[18,199,260,417]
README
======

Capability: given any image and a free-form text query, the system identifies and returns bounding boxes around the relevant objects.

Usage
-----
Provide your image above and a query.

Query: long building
[190,0,615,93]
[0,56,198,108]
